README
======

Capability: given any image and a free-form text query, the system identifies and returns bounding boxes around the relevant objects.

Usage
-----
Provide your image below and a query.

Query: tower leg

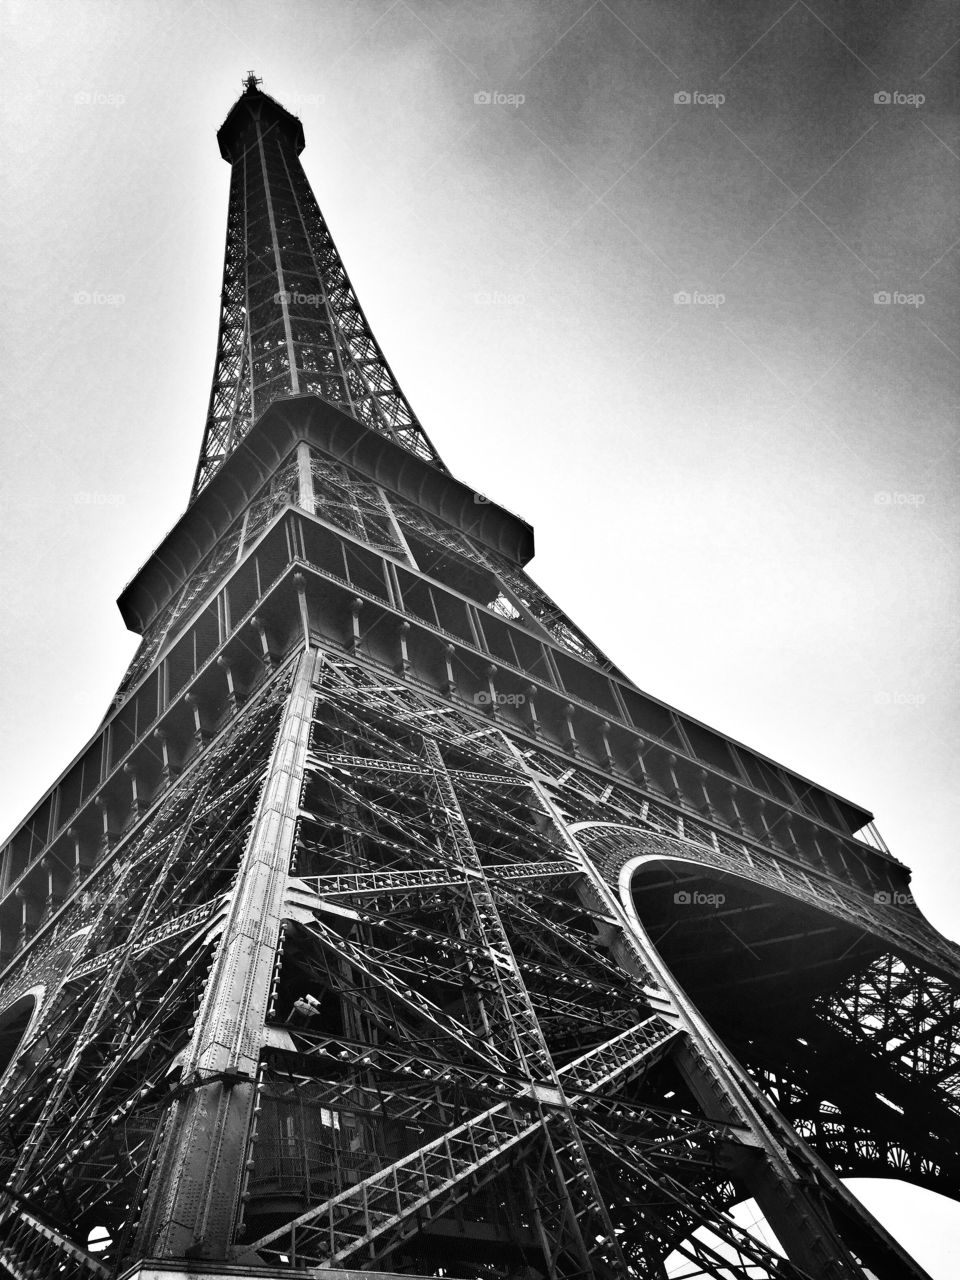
[136,650,318,1258]
[513,758,934,1280]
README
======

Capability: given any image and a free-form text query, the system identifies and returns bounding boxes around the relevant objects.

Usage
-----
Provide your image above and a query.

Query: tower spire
[192,81,445,501]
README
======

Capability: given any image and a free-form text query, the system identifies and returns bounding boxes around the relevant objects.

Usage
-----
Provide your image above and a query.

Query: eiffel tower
[0,73,957,1280]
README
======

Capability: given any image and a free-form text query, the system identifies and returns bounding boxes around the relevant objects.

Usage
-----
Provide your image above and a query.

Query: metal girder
[243,1016,678,1269]
[292,859,575,901]
[134,651,320,1257]
[0,667,296,1266]
[68,903,223,984]
[728,953,960,1195]
[0,1196,109,1279]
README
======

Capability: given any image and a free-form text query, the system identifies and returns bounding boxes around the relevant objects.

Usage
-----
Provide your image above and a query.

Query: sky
[0,0,958,1272]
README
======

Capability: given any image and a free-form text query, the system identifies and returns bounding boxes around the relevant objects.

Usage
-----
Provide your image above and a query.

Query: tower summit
[193,73,445,499]
[0,79,957,1280]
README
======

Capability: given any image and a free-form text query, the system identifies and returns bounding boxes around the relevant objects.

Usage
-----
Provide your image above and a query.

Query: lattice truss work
[185,660,960,1279]
[0,650,940,1277]
[0,664,295,1278]
[144,659,795,1278]
[3,428,959,1279]
[3,78,960,1280]
[2,646,960,1278]
[3,445,960,1276]
[193,86,444,497]
[518,754,960,1207]
[738,955,960,1196]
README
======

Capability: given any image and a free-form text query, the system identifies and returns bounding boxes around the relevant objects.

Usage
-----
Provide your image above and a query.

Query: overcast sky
[1,1,958,1271]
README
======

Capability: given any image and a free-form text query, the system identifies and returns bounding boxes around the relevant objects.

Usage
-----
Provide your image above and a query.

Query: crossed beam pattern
[204,658,789,1276]
[219,660,944,1279]
[0,647,946,1277]
[138,659,958,1274]
[0,664,296,1276]
[192,84,444,498]
[736,955,960,1196]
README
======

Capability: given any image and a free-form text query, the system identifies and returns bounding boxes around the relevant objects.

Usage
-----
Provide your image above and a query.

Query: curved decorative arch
[570,820,960,1202]
[571,820,960,984]
[0,984,45,1090]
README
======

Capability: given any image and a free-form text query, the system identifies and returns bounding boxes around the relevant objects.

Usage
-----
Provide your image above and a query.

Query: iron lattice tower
[0,77,957,1280]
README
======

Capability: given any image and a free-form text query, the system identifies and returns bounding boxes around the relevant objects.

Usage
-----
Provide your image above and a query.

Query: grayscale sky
[0,1,957,1271]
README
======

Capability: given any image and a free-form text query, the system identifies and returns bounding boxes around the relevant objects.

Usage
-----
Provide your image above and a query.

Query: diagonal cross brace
[243,1014,679,1265]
